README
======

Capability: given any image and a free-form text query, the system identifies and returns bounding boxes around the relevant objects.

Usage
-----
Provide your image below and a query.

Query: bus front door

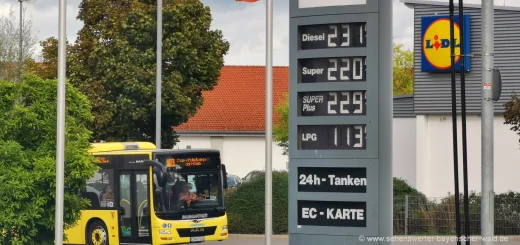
[118,171,151,244]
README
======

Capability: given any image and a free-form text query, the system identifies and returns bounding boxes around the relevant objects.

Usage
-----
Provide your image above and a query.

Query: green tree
[40,0,229,148]
[0,74,98,244]
[273,92,289,155]
[504,92,520,146]
[25,37,71,80]
[393,43,414,95]
[273,43,414,152]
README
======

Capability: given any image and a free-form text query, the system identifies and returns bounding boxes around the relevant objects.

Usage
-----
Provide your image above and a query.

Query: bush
[224,173,520,235]
[224,173,427,234]
[393,177,427,200]
[393,178,429,234]
[225,171,288,234]
[0,75,98,244]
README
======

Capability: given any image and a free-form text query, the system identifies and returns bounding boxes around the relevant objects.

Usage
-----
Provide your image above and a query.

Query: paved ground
[204,235,520,245]
[206,238,287,245]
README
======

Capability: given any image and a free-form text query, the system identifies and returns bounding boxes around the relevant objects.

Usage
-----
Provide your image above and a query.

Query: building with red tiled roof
[174,65,288,133]
[173,65,289,179]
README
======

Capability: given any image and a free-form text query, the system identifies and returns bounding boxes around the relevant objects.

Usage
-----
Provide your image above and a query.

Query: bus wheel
[87,220,109,245]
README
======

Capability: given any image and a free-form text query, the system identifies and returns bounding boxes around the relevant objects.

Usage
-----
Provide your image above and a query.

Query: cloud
[203,0,289,65]
[2,0,519,65]
[1,0,83,60]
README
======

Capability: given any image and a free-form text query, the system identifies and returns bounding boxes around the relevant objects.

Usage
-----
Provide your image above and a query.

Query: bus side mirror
[144,160,167,187]
[222,164,228,189]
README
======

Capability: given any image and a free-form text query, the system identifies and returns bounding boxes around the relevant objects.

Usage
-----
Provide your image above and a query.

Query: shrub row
[225,173,520,235]
[224,171,288,234]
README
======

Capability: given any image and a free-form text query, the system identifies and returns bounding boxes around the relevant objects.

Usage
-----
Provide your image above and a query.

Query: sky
[1,0,519,66]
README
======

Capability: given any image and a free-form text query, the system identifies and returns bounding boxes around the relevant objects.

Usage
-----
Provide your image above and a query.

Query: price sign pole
[288,0,392,244]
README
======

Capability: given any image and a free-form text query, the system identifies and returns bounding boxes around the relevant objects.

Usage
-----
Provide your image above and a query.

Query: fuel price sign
[300,57,367,83]
[298,200,367,227]
[299,23,367,50]
[289,0,392,242]
[299,91,366,116]
[298,125,366,150]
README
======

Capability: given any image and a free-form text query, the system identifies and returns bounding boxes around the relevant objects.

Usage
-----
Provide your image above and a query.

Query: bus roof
[89,142,156,153]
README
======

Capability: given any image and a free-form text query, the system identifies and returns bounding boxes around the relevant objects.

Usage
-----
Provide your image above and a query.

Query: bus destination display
[298,125,366,150]
[298,200,367,227]
[299,23,366,50]
[299,91,366,116]
[300,57,366,83]
[162,156,217,170]
[298,167,367,193]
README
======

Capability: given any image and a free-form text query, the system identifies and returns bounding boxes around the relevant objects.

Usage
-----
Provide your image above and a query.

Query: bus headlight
[221,226,227,230]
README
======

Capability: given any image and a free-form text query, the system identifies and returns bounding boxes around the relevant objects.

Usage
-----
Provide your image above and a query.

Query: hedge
[224,173,418,234]
[225,173,520,235]
[224,171,288,234]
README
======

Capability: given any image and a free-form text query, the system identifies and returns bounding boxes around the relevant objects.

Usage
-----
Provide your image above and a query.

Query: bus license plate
[190,236,205,242]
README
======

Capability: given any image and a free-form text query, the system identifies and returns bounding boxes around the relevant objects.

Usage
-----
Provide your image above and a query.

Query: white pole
[265,0,273,244]
[156,0,163,149]
[481,0,494,244]
[55,0,67,243]
[19,0,23,82]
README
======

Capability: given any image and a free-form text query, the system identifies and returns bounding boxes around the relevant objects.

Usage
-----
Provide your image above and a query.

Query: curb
[228,234,288,240]
[228,234,520,241]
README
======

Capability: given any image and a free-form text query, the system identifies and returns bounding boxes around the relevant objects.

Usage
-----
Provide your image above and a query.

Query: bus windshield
[161,170,223,212]
[152,152,225,217]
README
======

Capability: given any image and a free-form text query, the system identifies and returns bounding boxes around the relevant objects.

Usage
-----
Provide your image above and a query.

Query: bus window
[85,169,115,208]
[119,174,132,237]
[187,175,197,193]
[160,172,223,212]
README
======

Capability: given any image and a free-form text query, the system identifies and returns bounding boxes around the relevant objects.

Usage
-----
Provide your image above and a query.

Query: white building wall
[174,136,212,149]
[393,118,417,187]
[222,137,288,178]
[416,115,520,197]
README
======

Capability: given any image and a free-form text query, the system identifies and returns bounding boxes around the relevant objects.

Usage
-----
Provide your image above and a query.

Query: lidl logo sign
[421,14,471,72]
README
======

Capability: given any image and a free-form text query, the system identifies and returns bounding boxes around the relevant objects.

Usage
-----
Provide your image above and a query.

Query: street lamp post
[55,0,67,244]
[156,0,162,150]
[18,0,23,82]
[17,0,34,82]
[19,0,22,63]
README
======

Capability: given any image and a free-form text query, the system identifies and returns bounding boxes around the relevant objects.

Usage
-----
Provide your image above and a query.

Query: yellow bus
[64,142,229,245]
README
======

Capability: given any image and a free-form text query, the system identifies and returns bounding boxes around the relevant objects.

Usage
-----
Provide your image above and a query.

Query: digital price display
[96,156,111,164]
[298,167,367,193]
[95,155,116,167]
[298,200,367,227]
[300,57,366,83]
[299,23,366,50]
[299,91,366,116]
[298,125,366,150]
[161,156,218,170]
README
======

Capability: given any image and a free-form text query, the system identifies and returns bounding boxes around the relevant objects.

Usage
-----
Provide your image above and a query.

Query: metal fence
[394,195,520,235]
